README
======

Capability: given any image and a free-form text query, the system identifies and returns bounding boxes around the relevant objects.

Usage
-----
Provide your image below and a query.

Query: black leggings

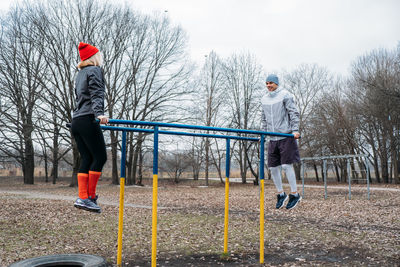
[71,115,107,173]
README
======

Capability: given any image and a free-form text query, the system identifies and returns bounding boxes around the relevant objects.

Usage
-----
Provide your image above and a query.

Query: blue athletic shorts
[267,137,300,167]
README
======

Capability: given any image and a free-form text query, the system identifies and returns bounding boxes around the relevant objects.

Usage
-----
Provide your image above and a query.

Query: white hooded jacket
[261,87,300,141]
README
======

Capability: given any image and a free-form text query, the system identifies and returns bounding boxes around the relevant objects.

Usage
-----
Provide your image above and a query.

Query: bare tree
[97,5,138,185]
[123,14,193,185]
[0,5,47,184]
[349,48,400,183]
[187,136,204,180]
[222,52,264,183]
[209,138,227,183]
[282,64,332,178]
[23,0,193,187]
[159,146,190,183]
[309,82,361,182]
[25,0,113,186]
[190,51,225,185]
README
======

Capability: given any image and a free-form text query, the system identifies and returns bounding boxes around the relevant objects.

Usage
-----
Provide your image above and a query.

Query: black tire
[9,254,108,267]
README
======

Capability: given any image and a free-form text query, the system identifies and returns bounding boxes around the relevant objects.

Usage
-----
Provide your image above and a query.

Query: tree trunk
[70,140,80,187]
[193,167,199,180]
[381,159,389,183]
[174,170,179,183]
[44,152,49,183]
[130,139,141,185]
[334,162,340,182]
[294,162,301,180]
[52,127,59,184]
[22,122,35,184]
[313,163,319,182]
[246,152,258,181]
[342,162,347,183]
[240,141,247,184]
[350,160,358,184]
[210,144,224,183]
[23,137,35,184]
[137,144,144,185]
[253,163,259,186]
[372,148,381,183]
[357,158,366,180]
[392,148,399,184]
[205,137,210,186]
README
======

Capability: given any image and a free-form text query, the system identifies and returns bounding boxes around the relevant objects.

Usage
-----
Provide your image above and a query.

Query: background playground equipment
[301,154,370,200]
[102,119,295,266]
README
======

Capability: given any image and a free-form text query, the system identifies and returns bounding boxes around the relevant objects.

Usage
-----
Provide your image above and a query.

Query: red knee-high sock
[77,173,89,199]
[88,171,101,199]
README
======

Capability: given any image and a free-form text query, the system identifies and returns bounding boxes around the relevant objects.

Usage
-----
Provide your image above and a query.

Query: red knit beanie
[78,42,99,61]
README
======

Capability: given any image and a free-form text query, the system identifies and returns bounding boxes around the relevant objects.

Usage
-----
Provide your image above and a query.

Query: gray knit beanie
[266,74,279,86]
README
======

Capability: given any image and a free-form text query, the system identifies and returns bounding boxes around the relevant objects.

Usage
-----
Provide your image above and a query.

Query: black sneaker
[276,193,288,209]
[286,194,302,210]
[74,198,101,213]
[89,195,98,205]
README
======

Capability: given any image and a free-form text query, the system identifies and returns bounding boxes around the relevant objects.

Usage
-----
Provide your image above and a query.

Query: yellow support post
[152,174,158,267]
[117,177,125,266]
[223,177,229,253]
[260,179,264,264]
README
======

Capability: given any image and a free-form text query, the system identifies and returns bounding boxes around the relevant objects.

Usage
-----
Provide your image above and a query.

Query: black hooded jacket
[73,65,105,118]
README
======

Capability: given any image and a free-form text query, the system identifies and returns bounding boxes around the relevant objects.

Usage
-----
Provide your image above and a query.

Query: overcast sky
[1,0,399,76]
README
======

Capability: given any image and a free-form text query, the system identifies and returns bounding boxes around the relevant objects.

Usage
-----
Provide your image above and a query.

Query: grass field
[0,176,399,266]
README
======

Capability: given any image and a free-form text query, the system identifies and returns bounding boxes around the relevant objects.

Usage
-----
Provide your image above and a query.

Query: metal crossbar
[301,154,368,161]
[101,125,259,141]
[108,119,294,138]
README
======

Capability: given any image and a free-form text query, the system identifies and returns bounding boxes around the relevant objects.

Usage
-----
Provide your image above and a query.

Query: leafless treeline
[0,0,192,185]
[0,0,399,184]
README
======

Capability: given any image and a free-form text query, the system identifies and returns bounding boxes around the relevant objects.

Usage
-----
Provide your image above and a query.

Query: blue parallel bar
[153,126,159,174]
[226,138,230,177]
[260,135,265,180]
[121,131,127,178]
[108,119,294,138]
[101,125,259,142]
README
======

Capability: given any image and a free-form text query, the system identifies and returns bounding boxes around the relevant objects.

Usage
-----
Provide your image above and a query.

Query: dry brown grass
[0,176,399,266]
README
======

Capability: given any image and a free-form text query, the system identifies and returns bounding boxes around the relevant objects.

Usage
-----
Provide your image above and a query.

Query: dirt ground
[0,176,399,266]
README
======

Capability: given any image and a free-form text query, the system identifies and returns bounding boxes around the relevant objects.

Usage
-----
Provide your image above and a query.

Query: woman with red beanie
[72,42,108,213]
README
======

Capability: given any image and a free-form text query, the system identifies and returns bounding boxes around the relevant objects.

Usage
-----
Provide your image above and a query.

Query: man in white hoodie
[261,74,301,210]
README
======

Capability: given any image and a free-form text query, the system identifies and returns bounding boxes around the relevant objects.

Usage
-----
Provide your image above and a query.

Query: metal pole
[117,131,127,266]
[323,160,327,200]
[259,135,265,264]
[223,138,230,254]
[301,161,305,198]
[152,126,159,267]
[347,158,351,200]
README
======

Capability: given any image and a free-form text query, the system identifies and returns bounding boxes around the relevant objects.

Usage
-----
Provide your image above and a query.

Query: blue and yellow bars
[223,138,230,254]
[152,126,159,267]
[117,130,127,266]
[259,134,265,264]
[103,119,295,266]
